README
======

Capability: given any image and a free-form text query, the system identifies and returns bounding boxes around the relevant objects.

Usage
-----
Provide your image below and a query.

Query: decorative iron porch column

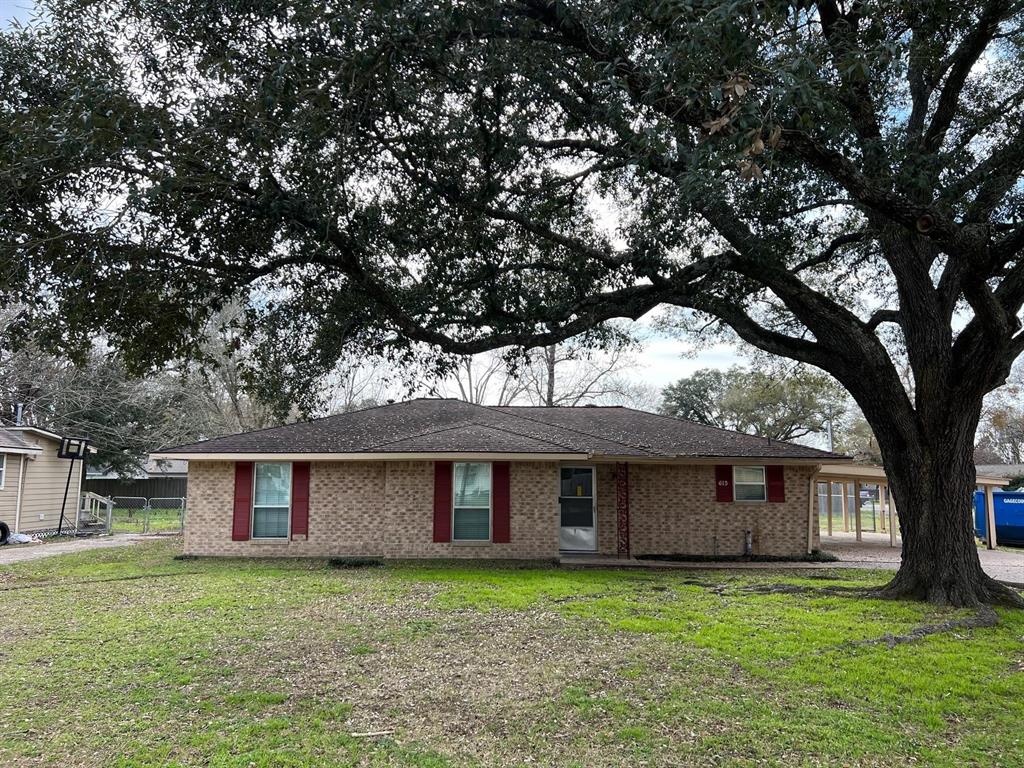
[615,462,630,558]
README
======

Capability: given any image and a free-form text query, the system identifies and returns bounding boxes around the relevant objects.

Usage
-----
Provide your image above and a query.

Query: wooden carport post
[826,483,833,536]
[879,484,886,533]
[854,480,863,542]
[840,482,849,532]
[985,484,998,550]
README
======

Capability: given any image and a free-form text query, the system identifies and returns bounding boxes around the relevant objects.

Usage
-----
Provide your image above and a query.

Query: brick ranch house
[157,399,846,560]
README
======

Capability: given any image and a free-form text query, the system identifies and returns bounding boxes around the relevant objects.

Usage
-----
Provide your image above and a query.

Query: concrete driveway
[0,534,144,565]
[822,532,1024,586]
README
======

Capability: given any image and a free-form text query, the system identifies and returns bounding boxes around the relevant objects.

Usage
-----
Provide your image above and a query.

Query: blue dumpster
[974,490,1024,546]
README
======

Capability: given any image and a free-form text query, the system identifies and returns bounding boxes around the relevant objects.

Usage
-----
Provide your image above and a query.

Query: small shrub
[803,548,840,563]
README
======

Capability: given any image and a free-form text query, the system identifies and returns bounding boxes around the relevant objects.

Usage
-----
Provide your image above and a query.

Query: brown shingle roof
[162,399,841,460]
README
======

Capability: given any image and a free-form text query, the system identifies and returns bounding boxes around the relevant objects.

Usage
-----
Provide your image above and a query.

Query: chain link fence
[111,496,186,534]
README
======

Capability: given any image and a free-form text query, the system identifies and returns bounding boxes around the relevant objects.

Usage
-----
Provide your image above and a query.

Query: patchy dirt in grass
[2,545,1020,768]
[219,578,722,765]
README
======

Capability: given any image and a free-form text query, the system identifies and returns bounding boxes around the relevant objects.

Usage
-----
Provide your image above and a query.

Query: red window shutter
[766,465,786,502]
[715,465,733,502]
[433,461,453,542]
[232,462,254,541]
[291,462,310,537]
[492,462,511,543]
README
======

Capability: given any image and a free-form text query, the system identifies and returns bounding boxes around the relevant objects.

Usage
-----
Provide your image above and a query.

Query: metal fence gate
[111,496,186,534]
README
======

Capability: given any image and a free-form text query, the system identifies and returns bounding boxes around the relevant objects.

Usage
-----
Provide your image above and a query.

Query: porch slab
[558,553,830,570]
[560,532,1024,588]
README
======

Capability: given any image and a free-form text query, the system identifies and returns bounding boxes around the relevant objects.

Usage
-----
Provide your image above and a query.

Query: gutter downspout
[807,468,820,555]
[14,454,26,534]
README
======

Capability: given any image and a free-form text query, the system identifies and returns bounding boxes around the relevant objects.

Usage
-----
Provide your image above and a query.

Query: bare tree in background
[977,365,1024,465]
[521,344,653,408]
[427,350,529,405]
[322,364,395,413]
[431,343,657,409]
[185,304,287,434]
[0,342,211,474]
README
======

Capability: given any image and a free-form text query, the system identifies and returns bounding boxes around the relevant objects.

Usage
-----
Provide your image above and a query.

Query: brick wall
[382,461,559,559]
[595,463,618,555]
[184,460,560,559]
[184,460,389,557]
[184,459,817,559]
[624,463,818,558]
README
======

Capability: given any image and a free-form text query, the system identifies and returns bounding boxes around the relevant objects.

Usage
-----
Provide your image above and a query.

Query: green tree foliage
[4,2,1024,603]
[661,366,846,442]
[833,412,883,465]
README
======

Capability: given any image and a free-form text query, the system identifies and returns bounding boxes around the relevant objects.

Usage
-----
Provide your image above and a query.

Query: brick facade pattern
[184,460,818,559]
[611,463,818,558]
[184,460,561,559]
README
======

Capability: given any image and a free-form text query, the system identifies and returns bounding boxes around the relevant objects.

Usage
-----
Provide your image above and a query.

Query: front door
[559,466,596,551]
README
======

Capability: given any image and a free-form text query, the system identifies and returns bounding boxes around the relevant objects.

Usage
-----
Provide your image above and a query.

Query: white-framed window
[452,462,491,541]
[0,454,5,490]
[252,462,291,538]
[733,465,766,502]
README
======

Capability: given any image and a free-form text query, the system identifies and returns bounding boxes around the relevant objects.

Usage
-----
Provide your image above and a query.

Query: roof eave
[0,445,44,456]
[7,426,99,453]
[820,462,1010,487]
[154,450,839,464]
[152,450,592,462]
[591,455,843,464]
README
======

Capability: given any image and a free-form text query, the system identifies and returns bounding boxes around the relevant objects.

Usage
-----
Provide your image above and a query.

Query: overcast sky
[637,332,741,387]
[0,0,33,26]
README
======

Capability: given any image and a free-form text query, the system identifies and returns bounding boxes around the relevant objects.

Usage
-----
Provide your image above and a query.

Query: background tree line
[20,305,1024,477]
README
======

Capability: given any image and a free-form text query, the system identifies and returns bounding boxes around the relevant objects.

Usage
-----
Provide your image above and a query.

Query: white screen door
[559,467,596,551]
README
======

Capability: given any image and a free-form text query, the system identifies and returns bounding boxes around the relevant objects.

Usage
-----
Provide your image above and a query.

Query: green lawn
[0,540,1022,767]
[820,502,899,535]
[110,507,184,534]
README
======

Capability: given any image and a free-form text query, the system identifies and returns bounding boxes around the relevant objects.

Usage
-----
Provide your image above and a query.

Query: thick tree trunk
[870,408,1023,607]
[825,227,1024,608]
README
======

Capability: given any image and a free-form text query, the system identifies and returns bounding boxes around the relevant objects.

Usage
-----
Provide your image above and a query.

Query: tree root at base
[850,605,999,648]
[874,572,1024,609]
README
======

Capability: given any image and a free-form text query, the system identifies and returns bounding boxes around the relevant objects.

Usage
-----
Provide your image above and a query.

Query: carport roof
[159,399,843,461]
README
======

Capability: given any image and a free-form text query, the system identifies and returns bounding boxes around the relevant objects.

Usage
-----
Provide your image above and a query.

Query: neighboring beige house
[157,399,848,561]
[0,427,90,536]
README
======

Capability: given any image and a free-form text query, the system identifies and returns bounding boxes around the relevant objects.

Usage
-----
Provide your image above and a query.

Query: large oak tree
[661,365,847,442]
[3,1,1024,605]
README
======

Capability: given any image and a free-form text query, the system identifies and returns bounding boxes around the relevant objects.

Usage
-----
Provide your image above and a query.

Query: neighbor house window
[453,462,491,541]
[252,463,291,538]
[733,466,766,501]
[0,454,5,490]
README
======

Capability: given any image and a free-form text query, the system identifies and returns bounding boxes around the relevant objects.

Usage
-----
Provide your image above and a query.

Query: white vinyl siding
[733,466,766,502]
[252,463,291,538]
[452,462,491,541]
